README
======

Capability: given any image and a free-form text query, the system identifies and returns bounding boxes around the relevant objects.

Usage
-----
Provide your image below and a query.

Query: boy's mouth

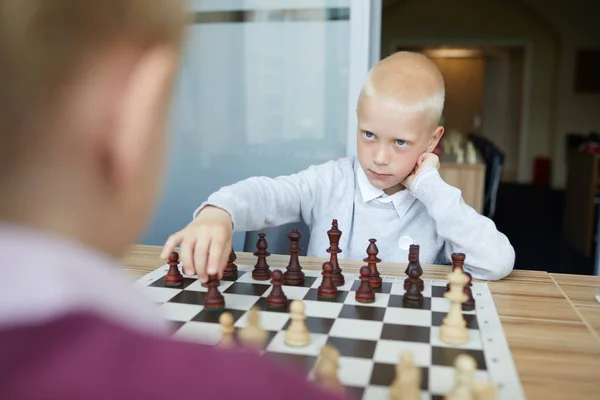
[368,169,392,180]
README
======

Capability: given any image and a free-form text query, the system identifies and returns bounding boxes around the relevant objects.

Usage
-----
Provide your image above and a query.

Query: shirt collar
[354,158,417,217]
[0,222,170,335]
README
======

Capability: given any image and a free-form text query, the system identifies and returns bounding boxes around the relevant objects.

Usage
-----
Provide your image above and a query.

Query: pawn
[165,251,183,288]
[203,274,225,311]
[462,271,475,311]
[355,266,375,303]
[285,300,309,347]
[313,344,344,396]
[217,312,236,349]
[390,351,421,400]
[222,249,238,281]
[317,262,338,301]
[267,269,288,310]
[445,354,476,400]
[403,267,424,305]
[239,307,268,350]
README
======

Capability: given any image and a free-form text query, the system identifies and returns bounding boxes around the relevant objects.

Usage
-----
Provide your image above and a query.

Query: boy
[163,52,515,282]
[0,1,342,399]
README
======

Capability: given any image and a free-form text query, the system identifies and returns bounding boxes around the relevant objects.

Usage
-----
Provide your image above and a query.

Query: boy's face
[356,94,442,194]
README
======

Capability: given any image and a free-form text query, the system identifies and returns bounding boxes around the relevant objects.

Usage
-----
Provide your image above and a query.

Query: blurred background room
[140,0,600,277]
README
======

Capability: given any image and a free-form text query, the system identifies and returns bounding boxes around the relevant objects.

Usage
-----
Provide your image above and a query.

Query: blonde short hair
[0,0,188,165]
[358,51,445,126]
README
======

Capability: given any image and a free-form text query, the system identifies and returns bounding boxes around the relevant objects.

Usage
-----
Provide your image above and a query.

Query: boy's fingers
[179,237,197,276]
[194,238,211,282]
[161,231,184,259]
[206,239,225,276]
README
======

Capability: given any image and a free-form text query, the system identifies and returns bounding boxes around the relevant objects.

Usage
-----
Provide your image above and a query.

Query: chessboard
[134,227,525,400]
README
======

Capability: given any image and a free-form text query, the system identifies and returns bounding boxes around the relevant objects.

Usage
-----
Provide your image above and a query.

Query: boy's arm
[406,156,515,281]
[194,162,327,232]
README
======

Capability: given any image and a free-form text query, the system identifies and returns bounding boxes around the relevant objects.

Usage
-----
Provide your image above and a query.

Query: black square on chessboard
[168,290,206,305]
[282,316,335,334]
[431,285,448,298]
[191,308,246,324]
[284,276,318,288]
[325,336,377,359]
[431,347,487,370]
[223,282,270,296]
[344,387,364,400]
[381,324,431,343]
[255,297,291,313]
[350,281,393,294]
[387,294,431,310]
[431,311,478,329]
[302,288,348,303]
[263,353,317,373]
[149,276,196,289]
[370,362,429,390]
[338,304,386,321]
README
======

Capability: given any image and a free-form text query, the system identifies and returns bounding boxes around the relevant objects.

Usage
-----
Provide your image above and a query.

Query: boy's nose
[373,146,390,165]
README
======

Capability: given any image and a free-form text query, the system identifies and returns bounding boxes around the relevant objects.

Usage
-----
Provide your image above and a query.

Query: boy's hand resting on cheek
[402,152,440,189]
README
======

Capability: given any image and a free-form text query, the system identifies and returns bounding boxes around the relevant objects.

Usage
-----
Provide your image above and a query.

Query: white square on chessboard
[235,272,274,286]
[344,293,390,308]
[431,297,475,314]
[337,357,374,387]
[328,318,384,341]
[390,282,432,297]
[234,310,290,331]
[384,307,432,327]
[222,293,260,310]
[266,331,329,356]
[141,287,181,303]
[157,303,203,322]
[302,300,344,319]
[184,279,235,293]
[373,340,432,367]
[261,285,310,300]
[302,269,322,278]
[172,321,221,345]
[428,365,490,396]
[430,326,483,350]
[362,387,430,400]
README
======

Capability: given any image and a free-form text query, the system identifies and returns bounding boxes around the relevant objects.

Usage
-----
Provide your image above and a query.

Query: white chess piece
[439,268,469,344]
[466,141,477,164]
[217,312,236,348]
[285,300,310,346]
[390,351,421,400]
[239,306,267,349]
[445,354,476,400]
[313,344,344,395]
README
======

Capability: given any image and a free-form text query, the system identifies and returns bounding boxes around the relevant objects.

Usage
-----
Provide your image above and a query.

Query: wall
[382,0,600,188]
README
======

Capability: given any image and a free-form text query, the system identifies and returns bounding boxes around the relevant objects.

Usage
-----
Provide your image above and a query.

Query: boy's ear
[108,45,177,189]
[426,125,444,153]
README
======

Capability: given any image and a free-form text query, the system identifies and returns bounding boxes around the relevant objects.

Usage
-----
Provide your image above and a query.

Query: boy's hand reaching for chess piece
[161,205,233,282]
[402,152,440,189]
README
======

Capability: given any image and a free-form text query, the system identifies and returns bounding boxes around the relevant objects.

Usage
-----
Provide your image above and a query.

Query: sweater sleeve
[408,167,515,281]
[192,161,336,232]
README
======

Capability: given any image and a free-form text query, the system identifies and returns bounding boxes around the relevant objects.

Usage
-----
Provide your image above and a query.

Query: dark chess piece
[326,219,345,287]
[364,239,382,289]
[267,269,288,309]
[462,271,475,311]
[252,233,271,281]
[165,251,183,288]
[404,244,423,291]
[283,228,305,285]
[446,252,465,292]
[403,267,424,305]
[317,262,338,300]
[222,249,238,281]
[355,266,375,303]
[204,274,225,311]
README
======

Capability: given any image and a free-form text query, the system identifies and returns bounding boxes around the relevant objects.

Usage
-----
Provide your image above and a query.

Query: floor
[492,183,595,275]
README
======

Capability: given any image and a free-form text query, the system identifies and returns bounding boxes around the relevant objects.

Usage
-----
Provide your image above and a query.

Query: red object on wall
[533,157,551,186]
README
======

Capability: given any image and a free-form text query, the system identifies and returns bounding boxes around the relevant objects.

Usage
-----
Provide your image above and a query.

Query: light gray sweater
[195,156,515,281]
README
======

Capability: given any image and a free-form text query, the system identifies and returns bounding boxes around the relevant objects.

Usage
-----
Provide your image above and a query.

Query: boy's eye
[364,131,374,138]
[396,139,406,146]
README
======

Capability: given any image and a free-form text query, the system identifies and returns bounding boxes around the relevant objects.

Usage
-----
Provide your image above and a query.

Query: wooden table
[122,245,600,400]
